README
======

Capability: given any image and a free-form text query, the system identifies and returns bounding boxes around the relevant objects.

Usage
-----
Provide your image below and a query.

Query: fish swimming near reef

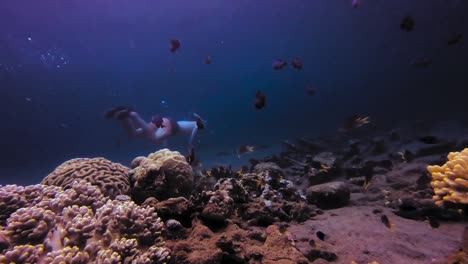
[306,86,317,96]
[400,16,415,32]
[272,59,287,70]
[237,145,255,157]
[319,164,330,173]
[427,216,440,228]
[448,33,463,46]
[205,55,212,64]
[419,136,439,144]
[351,0,360,8]
[316,231,326,241]
[291,57,303,70]
[339,115,371,131]
[169,39,181,53]
[380,215,394,231]
[255,90,266,109]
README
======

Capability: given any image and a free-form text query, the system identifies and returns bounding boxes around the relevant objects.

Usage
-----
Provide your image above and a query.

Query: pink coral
[0,181,170,263]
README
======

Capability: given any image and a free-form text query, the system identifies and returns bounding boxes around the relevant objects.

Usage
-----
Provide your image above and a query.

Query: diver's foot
[104,106,129,119]
[116,109,132,120]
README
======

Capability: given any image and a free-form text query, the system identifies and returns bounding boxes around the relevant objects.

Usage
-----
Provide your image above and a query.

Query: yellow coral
[427,148,468,206]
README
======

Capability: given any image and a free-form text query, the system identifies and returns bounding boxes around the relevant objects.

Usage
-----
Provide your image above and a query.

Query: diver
[105,106,205,148]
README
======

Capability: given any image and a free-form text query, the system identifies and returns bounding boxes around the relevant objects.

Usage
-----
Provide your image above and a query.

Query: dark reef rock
[253,162,284,179]
[241,199,318,226]
[305,249,338,262]
[371,137,387,154]
[306,181,350,209]
[149,197,193,227]
[414,141,456,157]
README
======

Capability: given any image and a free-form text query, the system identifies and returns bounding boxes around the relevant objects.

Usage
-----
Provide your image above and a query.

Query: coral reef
[129,149,194,203]
[0,181,170,263]
[41,157,130,199]
[2,121,468,264]
[428,148,468,206]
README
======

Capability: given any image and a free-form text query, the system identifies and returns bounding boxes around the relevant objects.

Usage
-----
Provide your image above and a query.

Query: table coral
[41,157,130,199]
[130,149,194,203]
[427,148,468,206]
[0,181,170,264]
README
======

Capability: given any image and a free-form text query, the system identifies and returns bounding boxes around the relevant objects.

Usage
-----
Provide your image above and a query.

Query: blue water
[1,0,468,185]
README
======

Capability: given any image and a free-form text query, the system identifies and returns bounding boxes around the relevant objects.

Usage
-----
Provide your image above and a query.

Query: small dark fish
[403,150,414,162]
[419,136,439,144]
[306,86,316,96]
[255,90,266,109]
[151,115,165,128]
[411,57,432,68]
[427,217,440,228]
[186,147,195,165]
[400,16,414,32]
[291,58,303,70]
[316,231,326,241]
[340,115,370,131]
[351,0,360,8]
[448,33,463,46]
[380,215,393,230]
[169,39,181,53]
[205,55,212,64]
[363,172,372,190]
[237,145,255,156]
[272,59,287,70]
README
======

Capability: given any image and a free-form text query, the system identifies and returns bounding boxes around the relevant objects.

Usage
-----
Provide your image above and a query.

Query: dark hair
[151,115,164,128]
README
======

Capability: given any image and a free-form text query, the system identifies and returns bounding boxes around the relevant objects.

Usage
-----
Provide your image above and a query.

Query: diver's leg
[120,118,139,137]
[128,112,153,136]
[188,126,198,148]
[114,110,144,138]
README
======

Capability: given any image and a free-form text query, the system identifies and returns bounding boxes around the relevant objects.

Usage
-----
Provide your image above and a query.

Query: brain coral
[129,149,194,203]
[0,181,170,263]
[41,157,130,199]
[427,148,468,206]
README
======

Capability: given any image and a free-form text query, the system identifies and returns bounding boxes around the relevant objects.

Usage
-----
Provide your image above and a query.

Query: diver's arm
[189,126,198,148]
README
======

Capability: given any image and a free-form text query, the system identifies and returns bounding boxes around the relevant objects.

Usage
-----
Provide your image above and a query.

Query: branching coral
[0,184,57,225]
[0,181,170,263]
[41,157,130,199]
[427,148,468,206]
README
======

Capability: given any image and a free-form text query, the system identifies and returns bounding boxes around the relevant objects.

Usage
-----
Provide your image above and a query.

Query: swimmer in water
[105,106,205,148]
